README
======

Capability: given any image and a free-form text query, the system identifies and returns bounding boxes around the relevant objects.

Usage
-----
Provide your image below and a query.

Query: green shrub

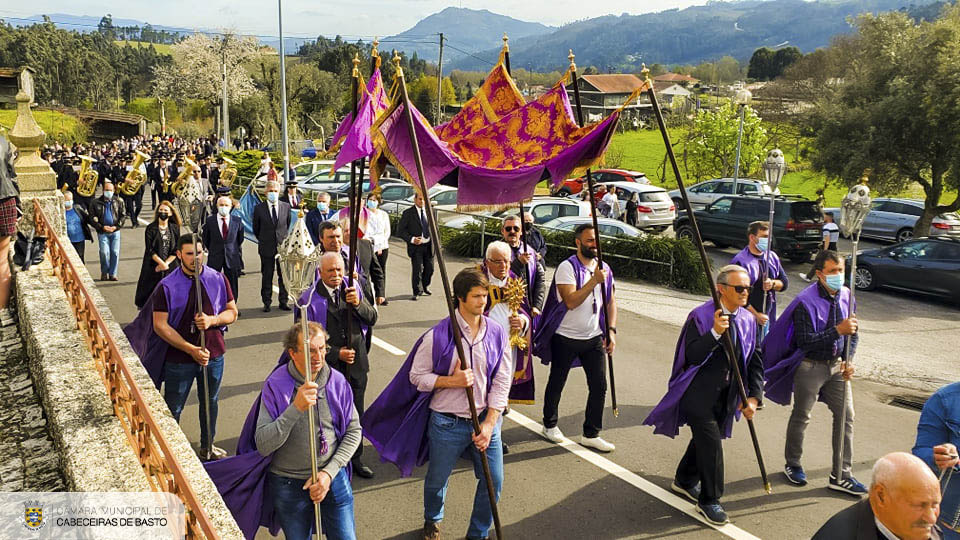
[0,109,89,145]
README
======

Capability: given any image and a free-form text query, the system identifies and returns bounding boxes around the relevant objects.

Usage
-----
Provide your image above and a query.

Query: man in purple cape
[642,264,764,525]
[204,322,360,540]
[362,268,510,540]
[500,214,546,318]
[729,221,788,337]
[762,250,864,496]
[123,234,237,458]
[533,223,617,453]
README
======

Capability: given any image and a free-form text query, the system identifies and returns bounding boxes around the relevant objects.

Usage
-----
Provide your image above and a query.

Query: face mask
[103,191,114,199]
[318,202,329,212]
[64,200,73,209]
[366,200,378,209]
[756,237,769,251]
[267,192,279,203]
[158,213,170,221]
[218,206,231,217]
[824,273,845,291]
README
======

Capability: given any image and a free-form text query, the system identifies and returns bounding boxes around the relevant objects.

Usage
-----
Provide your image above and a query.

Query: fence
[33,200,220,540]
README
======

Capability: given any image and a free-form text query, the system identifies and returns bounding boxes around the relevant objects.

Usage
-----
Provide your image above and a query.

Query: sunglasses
[503,226,521,232]
[721,284,752,294]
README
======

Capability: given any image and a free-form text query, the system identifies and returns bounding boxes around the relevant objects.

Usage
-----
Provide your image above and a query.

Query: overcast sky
[1,0,707,40]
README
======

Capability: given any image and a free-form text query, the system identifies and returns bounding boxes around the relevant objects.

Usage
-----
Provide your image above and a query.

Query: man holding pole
[534,224,617,453]
[362,268,510,540]
[763,250,865,495]
[643,264,764,525]
[501,214,546,314]
[730,221,788,331]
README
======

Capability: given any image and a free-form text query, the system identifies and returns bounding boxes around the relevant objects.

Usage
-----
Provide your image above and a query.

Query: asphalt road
[86,199,936,539]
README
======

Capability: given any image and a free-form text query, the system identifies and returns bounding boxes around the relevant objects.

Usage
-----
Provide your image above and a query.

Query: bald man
[814,452,943,540]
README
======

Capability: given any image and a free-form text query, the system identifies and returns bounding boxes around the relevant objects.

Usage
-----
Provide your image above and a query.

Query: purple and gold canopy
[329,67,390,173]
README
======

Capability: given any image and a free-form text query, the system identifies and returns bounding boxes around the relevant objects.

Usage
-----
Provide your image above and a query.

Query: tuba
[76,155,99,198]
[119,150,151,196]
[170,156,198,198]
[219,156,238,187]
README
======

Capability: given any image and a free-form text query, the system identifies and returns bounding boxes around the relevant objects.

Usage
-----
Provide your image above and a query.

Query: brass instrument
[76,155,99,198]
[119,150,151,196]
[219,156,238,187]
[170,156,198,198]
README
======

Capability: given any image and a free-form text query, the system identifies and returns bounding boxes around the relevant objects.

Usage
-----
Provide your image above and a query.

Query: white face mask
[218,206,231,217]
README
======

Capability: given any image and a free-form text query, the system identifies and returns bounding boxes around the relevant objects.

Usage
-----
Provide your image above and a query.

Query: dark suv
[674,196,824,263]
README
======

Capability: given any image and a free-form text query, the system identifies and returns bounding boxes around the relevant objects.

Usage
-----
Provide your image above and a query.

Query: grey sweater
[254,362,361,480]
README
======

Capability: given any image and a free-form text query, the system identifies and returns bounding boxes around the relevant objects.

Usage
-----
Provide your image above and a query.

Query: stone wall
[12,222,243,538]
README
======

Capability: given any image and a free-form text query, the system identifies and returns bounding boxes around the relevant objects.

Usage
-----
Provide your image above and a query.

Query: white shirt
[555,258,603,340]
[874,517,900,540]
[602,192,621,217]
[411,207,431,244]
[366,209,391,252]
[823,222,840,243]
[218,214,230,234]
[485,272,530,369]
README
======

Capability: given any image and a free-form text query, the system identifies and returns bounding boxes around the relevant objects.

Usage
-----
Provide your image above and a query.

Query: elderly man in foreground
[813,452,943,540]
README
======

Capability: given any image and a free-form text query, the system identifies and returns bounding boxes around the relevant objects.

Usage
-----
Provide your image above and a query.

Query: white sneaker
[580,436,615,452]
[797,272,812,283]
[542,426,564,443]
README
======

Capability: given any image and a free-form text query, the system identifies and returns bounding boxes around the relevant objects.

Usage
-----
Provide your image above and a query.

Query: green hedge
[386,213,709,294]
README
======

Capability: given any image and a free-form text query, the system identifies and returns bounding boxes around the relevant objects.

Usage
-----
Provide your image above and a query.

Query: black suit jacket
[251,200,291,255]
[87,196,126,234]
[317,282,378,376]
[813,498,942,540]
[202,214,244,271]
[397,205,433,257]
[279,189,305,209]
[342,239,385,300]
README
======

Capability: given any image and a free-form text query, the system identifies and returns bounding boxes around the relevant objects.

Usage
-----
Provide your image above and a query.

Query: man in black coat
[252,180,291,312]
[87,181,125,281]
[300,251,378,478]
[202,195,244,304]
[396,191,434,300]
[813,452,943,540]
[278,180,304,209]
[501,214,547,313]
[340,219,385,305]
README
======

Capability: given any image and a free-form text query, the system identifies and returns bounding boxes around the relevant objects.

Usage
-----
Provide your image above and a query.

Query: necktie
[727,313,740,360]
[271,204,278,225]
[420,209,430,239]
[221,218,228,240]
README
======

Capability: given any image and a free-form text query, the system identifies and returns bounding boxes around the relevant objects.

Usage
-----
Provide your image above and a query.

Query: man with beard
[533,224,617,453]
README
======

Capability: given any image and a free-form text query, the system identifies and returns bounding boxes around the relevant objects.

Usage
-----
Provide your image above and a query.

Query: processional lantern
[277,209,321,300]
[839,183,872,238]
[175,176,205,234]
[734,87,753,107]
[762,148,786,192]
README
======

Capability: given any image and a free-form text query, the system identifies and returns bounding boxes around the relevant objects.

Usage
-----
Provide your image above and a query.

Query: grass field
[0,109,88,144]
[115,40,174,55]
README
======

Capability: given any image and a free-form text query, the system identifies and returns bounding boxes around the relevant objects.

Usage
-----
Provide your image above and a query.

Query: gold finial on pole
[392,50,404,78]
[372,36,379,58]
[568,49,576,72]
[502,32,509,53]
[352,53,361,78]
[641,63,651,82]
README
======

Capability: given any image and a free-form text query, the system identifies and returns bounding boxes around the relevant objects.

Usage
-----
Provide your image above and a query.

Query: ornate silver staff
[835,180,871,481]
[174,175,216,460]
[277,208,324,540]
[759,149,786,342]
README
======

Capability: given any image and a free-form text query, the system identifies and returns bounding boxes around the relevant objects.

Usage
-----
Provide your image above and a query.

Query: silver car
[668,178,778,209]
[605,181,675,231]
[541,216,644,238]
[824,198,960,243]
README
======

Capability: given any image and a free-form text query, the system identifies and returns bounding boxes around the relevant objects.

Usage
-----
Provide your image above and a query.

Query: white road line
[269,286,404,356]
[364,337,761,540]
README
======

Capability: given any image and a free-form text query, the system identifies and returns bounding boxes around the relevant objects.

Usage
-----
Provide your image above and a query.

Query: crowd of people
[0,130,956,540]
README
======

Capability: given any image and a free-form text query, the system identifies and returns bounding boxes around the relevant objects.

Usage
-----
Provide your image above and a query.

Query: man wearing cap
[280,180,304,209]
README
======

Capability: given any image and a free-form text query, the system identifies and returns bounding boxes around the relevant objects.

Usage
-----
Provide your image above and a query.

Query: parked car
[556,169,649,196]
[823,198,960,243]
[542,216,644,238]
[293,159,335,179]
[261,139,317,158]
[604,181,675,231]
[378,182,417,204]
[674,195,823,263]
[848,236,960,303]
[444,196,590,229]
[668,178,779,209]
[380,185,458,215]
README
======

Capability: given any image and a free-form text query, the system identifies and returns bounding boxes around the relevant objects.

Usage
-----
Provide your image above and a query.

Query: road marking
[364,336,762,540]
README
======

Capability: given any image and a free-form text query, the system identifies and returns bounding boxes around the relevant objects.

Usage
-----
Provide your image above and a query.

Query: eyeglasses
[487,258,510,266]
[503,226,521,232]
[721,283,752,294]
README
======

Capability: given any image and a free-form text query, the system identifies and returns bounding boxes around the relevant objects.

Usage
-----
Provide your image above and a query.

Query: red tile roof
[578,74,646,94]
[653,73,700,84]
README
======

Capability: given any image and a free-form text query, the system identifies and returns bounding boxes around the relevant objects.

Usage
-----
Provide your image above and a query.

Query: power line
[442,42,496,67]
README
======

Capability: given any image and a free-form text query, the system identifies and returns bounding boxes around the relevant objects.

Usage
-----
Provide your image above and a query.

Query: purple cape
[123,266,229,389]
[730,246,784,324]
[533,255,613,367]
[762,281,852,406]
[361,317,506,477]
[203,352,354,540]
[482,265,536,405]
[642,300,757,439]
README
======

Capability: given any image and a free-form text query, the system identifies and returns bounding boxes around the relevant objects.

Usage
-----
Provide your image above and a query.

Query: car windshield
[640,191,670,203]
[790,202,822,222]
[938,212,960,221]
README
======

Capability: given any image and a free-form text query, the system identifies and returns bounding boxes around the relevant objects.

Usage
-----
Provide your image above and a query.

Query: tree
[684,102,767,182]
[98,15,116,41]
[809,8,960,233]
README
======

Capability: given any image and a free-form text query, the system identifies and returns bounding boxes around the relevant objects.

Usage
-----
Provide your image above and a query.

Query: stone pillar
[7,90,64,237]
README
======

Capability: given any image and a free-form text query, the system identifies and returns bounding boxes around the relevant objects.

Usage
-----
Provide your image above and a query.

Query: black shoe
[239,270,246,276]
[422,289,432,296]
[352,460,374,479]
[671,481,701,504]
[380,299,389,306]
[237,311,242,318]
[262,305,271,313]
[411,294,419,301]
[502,442,510,455]
[696,503,729,525]
[278,304,291,311]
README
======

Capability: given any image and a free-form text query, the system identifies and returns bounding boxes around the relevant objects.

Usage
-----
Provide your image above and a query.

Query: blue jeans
[267,469,356,540]
[424,411,503,539]
[162,355,224,448]
[97,231,120,276]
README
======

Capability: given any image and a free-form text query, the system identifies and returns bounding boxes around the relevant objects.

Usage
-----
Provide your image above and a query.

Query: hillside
[384,7,554,63]
[450,0,944,71]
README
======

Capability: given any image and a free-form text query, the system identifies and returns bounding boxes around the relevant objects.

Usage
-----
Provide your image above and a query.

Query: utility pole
[221,34,231,150]
[278,0,291,185]
[436,32,444,125]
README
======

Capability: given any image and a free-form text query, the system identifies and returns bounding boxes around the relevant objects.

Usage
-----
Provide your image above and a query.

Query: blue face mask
[824,273,845,291]
[64,200,74,209]
[103,191,114,199]
[318,202,329,212]
[366,199,378,210]
[756,237,769,251]
[266,192,278,203]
